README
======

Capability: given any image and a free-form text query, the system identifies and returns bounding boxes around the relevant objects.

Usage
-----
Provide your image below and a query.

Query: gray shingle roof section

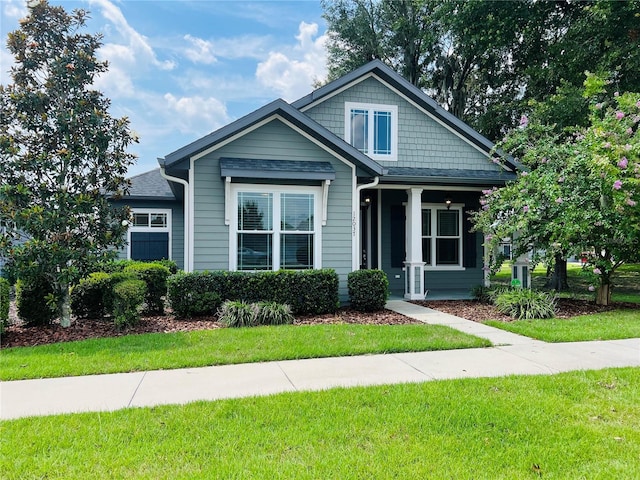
[125,168,176,200]
[160,99,384,177]
[382,167,517,186]
[220,158,336,181]
[292,60,518,172]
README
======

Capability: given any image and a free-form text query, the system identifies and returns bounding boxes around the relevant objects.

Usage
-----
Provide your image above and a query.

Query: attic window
[345,102,398,161]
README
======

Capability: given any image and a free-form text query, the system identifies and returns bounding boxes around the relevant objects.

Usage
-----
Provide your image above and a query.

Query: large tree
[472,77,640,305]
[322,0,640,140]
[0,0,137,326]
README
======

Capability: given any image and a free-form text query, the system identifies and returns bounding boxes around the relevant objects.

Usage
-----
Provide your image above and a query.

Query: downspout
[354,176,379,271]
[160,165,190,272]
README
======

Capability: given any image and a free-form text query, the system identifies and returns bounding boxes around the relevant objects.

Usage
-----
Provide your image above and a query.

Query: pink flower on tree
[519,114,528,127]
[627,198,637,207]
[588,285,595,292]
[604,142,611,149]
[636,100,640,108]
[616,111,625,120]
[555,197,563,204]
[593,268,602,275]
[618,157,628,169]
[613,180,623,190]
[521,171,528,176]
[523,205,530,213]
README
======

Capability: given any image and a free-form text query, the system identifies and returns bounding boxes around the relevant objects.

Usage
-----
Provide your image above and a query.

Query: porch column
[404,187,425,299]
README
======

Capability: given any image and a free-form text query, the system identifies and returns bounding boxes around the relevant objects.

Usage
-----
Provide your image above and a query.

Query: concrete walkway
[2,301,639,420]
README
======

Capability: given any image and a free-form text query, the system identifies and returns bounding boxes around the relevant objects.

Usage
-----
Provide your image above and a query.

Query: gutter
[159,164,190,272]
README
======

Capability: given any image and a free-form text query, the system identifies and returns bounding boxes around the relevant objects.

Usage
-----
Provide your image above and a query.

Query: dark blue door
[131,232,169,261]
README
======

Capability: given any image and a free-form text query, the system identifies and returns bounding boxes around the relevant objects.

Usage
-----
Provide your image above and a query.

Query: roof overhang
[220,158,336,181]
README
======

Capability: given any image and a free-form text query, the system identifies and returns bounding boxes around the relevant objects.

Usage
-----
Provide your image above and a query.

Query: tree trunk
[60,283,71,327]
[596,284,611,306]
[545,254,570,291]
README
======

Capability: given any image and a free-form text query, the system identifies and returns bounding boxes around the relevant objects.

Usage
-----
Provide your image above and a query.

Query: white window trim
[421,203,465,271]
[126,208,172,261]
[229,184,322,271]
[345,102,398,162]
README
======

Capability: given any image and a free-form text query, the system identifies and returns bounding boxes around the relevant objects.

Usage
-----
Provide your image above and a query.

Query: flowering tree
[0,1,137,326]
[472,79,640,305]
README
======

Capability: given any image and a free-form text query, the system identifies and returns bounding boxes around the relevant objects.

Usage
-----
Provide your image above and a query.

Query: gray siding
[112,199,185,270]
[304,76,499,172]
[192,118,355,300]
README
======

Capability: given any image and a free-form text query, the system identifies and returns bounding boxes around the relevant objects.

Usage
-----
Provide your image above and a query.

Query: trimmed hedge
[112,279,147,328]
[70,272,112,319]
[124,263,171,314]
[15,276,56,326]
[0,278,10,332]
[167,269,339,317]
[347,269,389,312]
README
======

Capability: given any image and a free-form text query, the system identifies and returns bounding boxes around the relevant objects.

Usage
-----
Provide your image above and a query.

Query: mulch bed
[0,305,419,349]
[413,298,640,323]
[3,298,638,349]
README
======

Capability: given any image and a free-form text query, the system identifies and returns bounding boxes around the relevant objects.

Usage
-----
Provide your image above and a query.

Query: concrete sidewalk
[2,301,639,420]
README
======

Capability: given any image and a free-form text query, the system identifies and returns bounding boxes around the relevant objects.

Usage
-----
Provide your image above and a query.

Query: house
[118,60,517,300]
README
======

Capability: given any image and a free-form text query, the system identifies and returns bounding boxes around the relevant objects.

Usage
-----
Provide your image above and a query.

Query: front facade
[121,61,517,300]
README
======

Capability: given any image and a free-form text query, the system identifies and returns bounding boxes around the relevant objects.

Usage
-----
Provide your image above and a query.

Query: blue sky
[0,0,328,176]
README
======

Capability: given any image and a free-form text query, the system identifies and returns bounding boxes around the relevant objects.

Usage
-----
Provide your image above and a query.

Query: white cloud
[256,22,327,101]
[183,34,217,65]
[2,0,26,20]
[163,93,230,134]
[89,0,175,71]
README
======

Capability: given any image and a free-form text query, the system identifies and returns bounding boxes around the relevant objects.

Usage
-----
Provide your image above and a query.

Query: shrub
[218,300,258,328]
[70,272,112,319]
[0,277,10,332]
[124,263,170,314]
[256,301,294,325]
[470,284,492,304]
[494,289,557,320]
[15,276,56,326]
[347,269,389,312]
[167,269,339,316]
[112,279,147,329]
[167,271,225,318]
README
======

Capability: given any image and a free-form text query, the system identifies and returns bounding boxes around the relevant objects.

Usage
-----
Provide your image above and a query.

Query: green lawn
[486,310,640,342]
[0,323,489,381]
[491,262,640,303]
[2,367,639,479]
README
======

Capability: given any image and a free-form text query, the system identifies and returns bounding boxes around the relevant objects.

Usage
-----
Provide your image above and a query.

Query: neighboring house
[120,60,517,300]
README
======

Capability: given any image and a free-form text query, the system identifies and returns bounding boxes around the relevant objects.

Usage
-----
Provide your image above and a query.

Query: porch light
[364,196,371,205]
[444,196,452,209]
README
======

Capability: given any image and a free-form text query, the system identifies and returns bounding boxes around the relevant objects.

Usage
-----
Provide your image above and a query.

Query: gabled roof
[123,168,178,201]
[292,60,518,172]
[160,99,384,177]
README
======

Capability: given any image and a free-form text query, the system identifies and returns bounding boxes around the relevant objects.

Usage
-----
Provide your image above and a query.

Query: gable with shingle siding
[303,75,500,172]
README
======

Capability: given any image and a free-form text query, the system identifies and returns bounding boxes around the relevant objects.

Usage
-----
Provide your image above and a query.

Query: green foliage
[473,86,640,305]
[70,272,111,319]
[167,271,225,318]
[15,276,56,326]
[0,1,137,327]
[112,279,146,329]
[347,269,389,312]
[493,289,557,320]
[256,301,294,326]
[167,269,339,316]
[218,300,258,328]
[218,300,295,328]
[322,1,640,139]
[470,284,491,304]
[0,277,10,332]
[123,263,170,314]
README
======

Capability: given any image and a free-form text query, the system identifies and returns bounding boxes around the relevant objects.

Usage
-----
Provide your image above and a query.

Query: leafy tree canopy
[471,76,640,305]
[0,0,137,326]
[322,0,640,140]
